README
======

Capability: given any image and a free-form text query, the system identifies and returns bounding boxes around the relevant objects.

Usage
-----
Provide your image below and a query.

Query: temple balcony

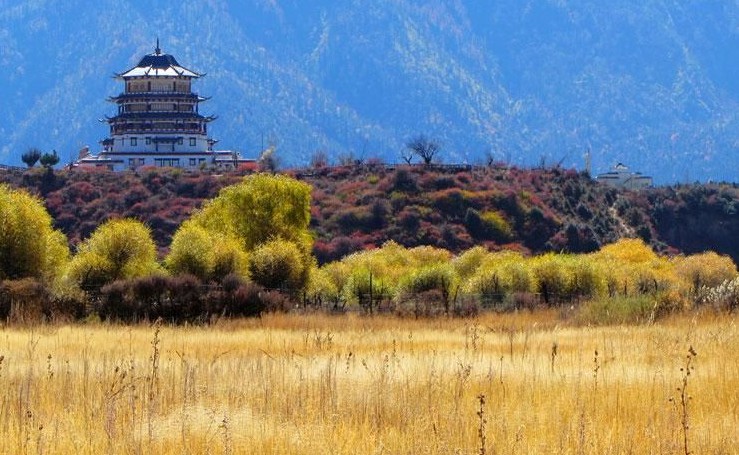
[120,108,196,114]
[123,90,195,95]
[108,112,212,120]
[111,93,205,101]
[112,128,206,135]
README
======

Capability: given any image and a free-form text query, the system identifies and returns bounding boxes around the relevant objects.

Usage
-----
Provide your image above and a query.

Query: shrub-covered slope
[2,165,737,264]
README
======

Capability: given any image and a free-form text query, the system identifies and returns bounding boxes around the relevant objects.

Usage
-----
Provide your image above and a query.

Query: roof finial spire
[155,38,161,55]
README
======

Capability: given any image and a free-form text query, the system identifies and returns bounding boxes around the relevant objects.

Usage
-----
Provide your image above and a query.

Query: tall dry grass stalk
[0,312,736,454]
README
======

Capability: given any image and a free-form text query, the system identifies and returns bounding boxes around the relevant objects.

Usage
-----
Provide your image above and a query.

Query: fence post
[369,271,374,315]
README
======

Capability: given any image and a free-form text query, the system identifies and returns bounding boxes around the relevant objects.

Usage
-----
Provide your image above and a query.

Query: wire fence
[0,164,25,171]
[2,274,614,323]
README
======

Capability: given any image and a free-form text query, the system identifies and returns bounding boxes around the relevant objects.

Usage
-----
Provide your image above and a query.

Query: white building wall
[111,134,210,154]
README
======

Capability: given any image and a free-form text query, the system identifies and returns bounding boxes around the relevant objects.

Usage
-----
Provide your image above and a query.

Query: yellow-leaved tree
[529,253,572,306]
[0,184,69,283]
[67,218,159,290]
[248,238,308,292]
[461,250,532,306]
[395,262,459,315]
[320,241,451,312]
[165,220,248,282]
[306,266,342,308]
[592,238,677,296]
[673,252,738,295]
[168,174,314,290]
[453,246,491,282]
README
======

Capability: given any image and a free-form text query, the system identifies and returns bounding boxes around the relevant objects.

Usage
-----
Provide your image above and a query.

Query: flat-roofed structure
[596,163,653,189]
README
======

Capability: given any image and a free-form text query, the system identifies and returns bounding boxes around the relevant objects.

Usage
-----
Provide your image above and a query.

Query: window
[154,158,181,168]
[138,158,145,165]
[145,137,151,145]
[130,137,137,146]
[128,158,135,168]
[189,158,197,166]
[190,138,197,147]
[178,138,184,145]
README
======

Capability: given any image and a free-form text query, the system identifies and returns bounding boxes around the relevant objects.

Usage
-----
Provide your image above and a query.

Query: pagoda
[78,41,249,170]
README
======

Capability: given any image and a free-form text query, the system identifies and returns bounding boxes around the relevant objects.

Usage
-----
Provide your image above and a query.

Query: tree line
[1,174,737,324]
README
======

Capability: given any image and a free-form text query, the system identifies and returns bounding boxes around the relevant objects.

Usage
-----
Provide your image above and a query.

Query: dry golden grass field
[0,311,737,454]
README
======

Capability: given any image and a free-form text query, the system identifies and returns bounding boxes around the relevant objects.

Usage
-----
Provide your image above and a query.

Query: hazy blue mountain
[1,0,738,183]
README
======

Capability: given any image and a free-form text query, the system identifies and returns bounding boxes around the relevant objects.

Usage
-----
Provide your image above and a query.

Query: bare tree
[258,147,279,173]
[484,149,496,167]
[338,152,362,166]
[406,135,440,165]
[21,148,42,168]
[310,150,330,169]
[400,146,415,165]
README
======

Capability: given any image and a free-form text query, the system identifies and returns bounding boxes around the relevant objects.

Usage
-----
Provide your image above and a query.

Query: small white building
[596,163,653,189]
[77,42,252,171]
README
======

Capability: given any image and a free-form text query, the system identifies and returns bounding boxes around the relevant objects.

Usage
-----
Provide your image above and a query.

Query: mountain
[1,0,739,183]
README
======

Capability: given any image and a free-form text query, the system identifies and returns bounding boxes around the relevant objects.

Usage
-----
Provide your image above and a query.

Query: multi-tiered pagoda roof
[117,47,201,78]
[77,41,250,171]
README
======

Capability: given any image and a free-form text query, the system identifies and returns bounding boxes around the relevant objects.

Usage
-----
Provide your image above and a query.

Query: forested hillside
[2,1,739,182]
[2,164,737,264]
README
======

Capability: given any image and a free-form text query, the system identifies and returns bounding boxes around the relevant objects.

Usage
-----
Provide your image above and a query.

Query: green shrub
[453,246,490,281]
[67,219,159,291]
[248,239,309,292]
[480,211,513,241]
[167,220,250,284]
[306,268,342,309]
[166,221,215,280]
[342,269,394,313]
[531,254,570,306]
[396,264,458,315]
[431,189,472,218]
[464,209,513,242]
[461,252,533,309]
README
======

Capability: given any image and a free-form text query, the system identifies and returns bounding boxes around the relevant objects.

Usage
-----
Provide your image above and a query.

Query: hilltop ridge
[3,164,737,264]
